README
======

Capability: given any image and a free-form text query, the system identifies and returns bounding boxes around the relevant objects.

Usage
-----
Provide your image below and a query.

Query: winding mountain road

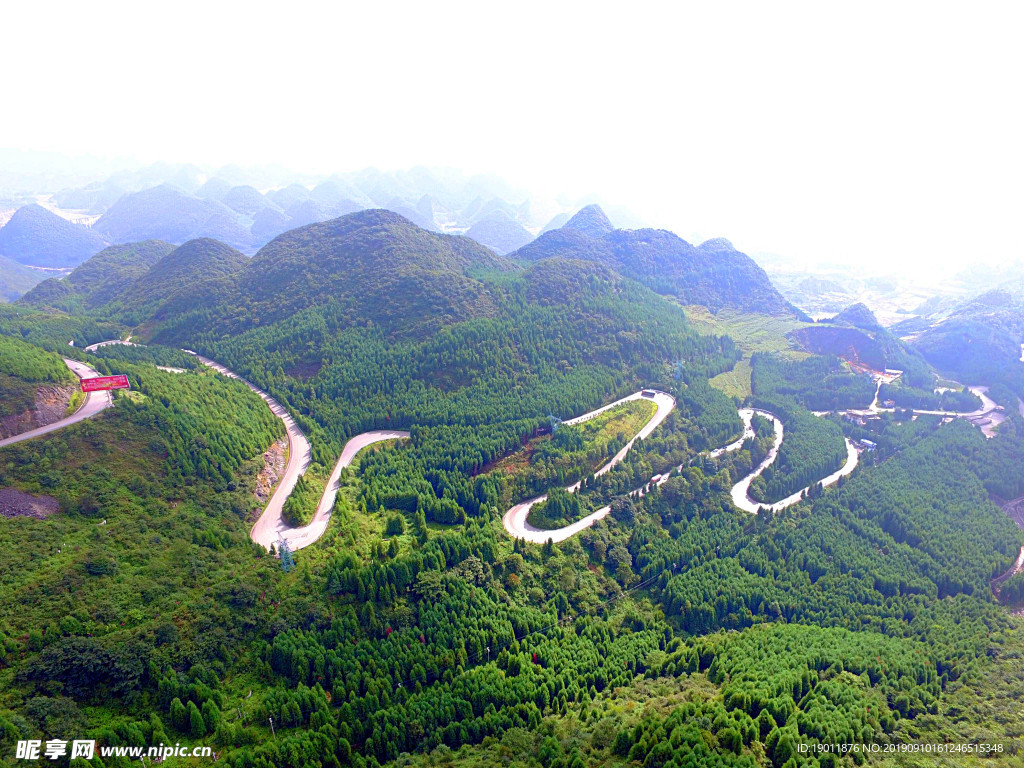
[501,396,862,543]
[2,344,862,548]
[278,429,410,551]
[0,359,112,449]
[23,340,1003,551]
[729,409,859,513]
[502,391,676,543]
[184,353,410,551]
[9,335,1015,555]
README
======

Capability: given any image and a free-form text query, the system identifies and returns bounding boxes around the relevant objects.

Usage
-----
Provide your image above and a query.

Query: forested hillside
[747,353,854,503]
[911,285,1024,392]
[0,336,76,433]
[789,314,933,388]
[512,207,797,315]
[0,204,107,268]
[1,205,1022,768]
[19,240,175,311]
[751,353,875,411]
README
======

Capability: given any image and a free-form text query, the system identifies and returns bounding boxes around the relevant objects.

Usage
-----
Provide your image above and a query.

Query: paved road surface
[730,407,859,513]
[186,354,314,551]
[188,353,410,551]
[84,339,135,352]
[502,391,676,543]
[504,399,862,543]
[0,358,112,449]
[281,430,410,551]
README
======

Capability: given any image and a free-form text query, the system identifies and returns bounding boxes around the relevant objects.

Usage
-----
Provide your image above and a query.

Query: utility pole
[269,716,276,739]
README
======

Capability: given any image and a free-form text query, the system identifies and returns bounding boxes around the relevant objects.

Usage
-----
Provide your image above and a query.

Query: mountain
[135,238,247,302]
[539,211,571,234]
[53,180,126,214]
[910,284,1024,382]
[18,237,246,325]
[789,302,933,385]
[267,183,310,210]
[562,203,614,237]
[196,177,232,200]
[511,206,795,315]
[833,302,881,330]
[768,273,857,315]
[464,211,534,255]
[94,185,254,252]
[250,207,293,245]
[457,196,528,229]
[230,209,514,337]
[19,240,175,310]
[221,185,282,217]
[801,276,850,296]
[310,179,374,210]
[0,255,46,301]
[0,204,107,268]
[136,239,249,323]
[382,200,437,231]
[284,198,363,228]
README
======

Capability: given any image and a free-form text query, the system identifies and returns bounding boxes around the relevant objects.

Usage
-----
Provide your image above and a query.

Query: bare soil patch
[0,488,59,518]
[33,384,76,425]
[254,438,287,507]
[0,384,75,439]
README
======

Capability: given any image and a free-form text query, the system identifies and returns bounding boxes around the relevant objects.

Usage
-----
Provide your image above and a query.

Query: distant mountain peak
[562,205,614,238]
[0,203,107,268]
[464,210,533,255]
[698,237,737,252]
[834,302,881,330]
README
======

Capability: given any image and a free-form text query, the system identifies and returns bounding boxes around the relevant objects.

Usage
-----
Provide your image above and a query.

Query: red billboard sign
[81,374,130,392]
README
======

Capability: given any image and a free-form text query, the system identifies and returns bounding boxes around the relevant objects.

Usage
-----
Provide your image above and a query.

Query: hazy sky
[2,1,1022,275]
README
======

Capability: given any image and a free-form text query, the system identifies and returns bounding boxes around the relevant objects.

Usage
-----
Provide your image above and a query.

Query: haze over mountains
[0,161,652,271]
[0,203,106,268]
[4,159,1023,393]
[3,162,1024,768]
[514,205,797,315]
[898,281,1024,382]
[20,204,800,348]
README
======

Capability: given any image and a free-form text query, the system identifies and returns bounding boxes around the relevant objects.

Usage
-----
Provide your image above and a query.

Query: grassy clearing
[685,306,813,398]
[709,358,752,399]
[487,399,656,479]
[683,305,813,358]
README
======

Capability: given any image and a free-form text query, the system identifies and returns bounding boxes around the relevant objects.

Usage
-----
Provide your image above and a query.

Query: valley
[1,199,1022,768]
[4,8,1024,765]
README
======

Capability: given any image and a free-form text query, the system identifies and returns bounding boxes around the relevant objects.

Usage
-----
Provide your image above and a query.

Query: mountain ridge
[511,205,797,315]
[0,204,107,268]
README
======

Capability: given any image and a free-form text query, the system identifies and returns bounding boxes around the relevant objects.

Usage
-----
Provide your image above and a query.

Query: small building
[858,439,878,451]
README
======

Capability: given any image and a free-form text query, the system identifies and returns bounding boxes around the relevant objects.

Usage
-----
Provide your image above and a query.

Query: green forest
[0,335,76,425]
[0,217,1022,768]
